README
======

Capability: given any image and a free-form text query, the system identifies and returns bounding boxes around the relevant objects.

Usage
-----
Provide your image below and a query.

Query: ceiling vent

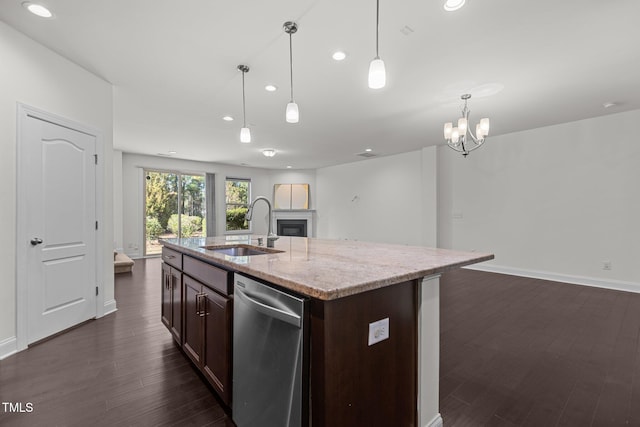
[356,151,378,158]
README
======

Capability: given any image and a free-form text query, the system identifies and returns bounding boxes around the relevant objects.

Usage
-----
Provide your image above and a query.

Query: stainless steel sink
[202,244,283,256]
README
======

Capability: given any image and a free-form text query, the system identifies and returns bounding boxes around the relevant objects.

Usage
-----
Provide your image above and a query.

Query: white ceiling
[2,0,640,169]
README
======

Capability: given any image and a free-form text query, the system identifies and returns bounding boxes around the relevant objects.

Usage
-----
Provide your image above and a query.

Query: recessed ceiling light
[365,148,373,152]
[444,0,465,12]
[332,51,347,61]
[222,115,234,121]
[265,84,278,92]
[168,151,177,155]
[22,2,53,18]
[286,165,292,169]
[262,149,276,157]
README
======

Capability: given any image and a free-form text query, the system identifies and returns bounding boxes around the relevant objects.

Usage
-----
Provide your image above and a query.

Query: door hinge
[95,221,98,230]
[94,154,98,165]
[96,286,99,296]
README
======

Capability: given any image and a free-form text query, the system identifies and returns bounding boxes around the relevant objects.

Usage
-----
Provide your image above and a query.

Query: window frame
[224,177,252,234]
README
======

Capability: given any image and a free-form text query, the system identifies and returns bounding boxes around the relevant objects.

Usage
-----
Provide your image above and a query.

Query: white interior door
[23,114,97,344]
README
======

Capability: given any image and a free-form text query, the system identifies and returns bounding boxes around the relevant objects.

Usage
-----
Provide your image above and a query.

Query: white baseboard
[426,413,443,427]
[0,336,18,360]
[103,299,118,316]
[466,264,640,294]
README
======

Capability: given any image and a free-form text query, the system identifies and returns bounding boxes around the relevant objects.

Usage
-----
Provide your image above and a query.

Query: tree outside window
[225,178,250,231]
[145,171,205,255]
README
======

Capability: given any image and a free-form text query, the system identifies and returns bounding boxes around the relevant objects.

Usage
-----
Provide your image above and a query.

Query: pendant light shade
[284,21,299,123]
[240,127,251,143]
[368,57,386,89]
[286,102,299,123]
[368,0,386,89]
[237,64,251,143]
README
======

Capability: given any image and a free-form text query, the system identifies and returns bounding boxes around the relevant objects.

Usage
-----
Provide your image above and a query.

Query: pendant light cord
[289,32,294,102]
[241,70,247,127]
[375,0,380,58]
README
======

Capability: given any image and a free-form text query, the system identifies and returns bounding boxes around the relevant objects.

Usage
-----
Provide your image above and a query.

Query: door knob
[30,238,43,246]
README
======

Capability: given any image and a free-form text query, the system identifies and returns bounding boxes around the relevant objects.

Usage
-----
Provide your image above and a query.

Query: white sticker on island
[368,317,390,346]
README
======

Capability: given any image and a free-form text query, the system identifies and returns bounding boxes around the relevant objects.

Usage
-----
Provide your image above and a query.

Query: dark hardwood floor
[440,269,640,427]
[0,257,232,427]
[2,259,639,426]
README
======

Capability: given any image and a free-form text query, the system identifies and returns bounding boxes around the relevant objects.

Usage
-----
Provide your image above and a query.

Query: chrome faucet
[246,196,279,248]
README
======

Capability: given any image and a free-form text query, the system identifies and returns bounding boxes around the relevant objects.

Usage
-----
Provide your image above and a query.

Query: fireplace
[272,209,315,238]
[277,219,307,237]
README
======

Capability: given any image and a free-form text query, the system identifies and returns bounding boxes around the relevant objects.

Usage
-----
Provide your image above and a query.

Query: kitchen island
[161,235,493,427]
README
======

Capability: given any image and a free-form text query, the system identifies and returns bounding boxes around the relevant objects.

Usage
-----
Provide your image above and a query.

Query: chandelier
[444,94,490,157]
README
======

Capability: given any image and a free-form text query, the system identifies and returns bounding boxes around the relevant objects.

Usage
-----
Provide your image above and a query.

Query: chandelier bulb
[458,117,468,135]
[475,124,483,140]
[451,127,460,144]
[480,118,490,136]
[444,122,453,139]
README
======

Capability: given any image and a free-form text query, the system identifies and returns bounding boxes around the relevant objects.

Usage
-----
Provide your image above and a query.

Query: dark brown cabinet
[182,275,203,364]
[177,255,233,406]
[202,285,232,404]
[161,252,182,344]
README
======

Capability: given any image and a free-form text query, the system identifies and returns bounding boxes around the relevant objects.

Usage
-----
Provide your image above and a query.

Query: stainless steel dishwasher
[232,273,309,427]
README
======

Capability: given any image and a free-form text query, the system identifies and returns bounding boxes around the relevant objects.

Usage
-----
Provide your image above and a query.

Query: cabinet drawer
[162,247,182,269]
[183,255,231,295]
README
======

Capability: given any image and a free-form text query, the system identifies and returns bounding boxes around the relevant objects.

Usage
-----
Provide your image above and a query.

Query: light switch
[368,317,390,346]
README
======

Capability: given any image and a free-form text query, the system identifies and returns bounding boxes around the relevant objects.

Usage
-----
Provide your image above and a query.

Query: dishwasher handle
[235,286,301,328]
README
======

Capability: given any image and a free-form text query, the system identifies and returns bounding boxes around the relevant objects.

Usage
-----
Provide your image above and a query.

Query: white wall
[0,21,114,356]
[315,148,437,246]
[121,153,275,258]
[268,169,317,208]
[438,109,640,290]
[113,150,124,252]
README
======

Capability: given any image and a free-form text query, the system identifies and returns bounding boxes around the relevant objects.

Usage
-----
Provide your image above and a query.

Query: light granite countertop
[161,236,494,300]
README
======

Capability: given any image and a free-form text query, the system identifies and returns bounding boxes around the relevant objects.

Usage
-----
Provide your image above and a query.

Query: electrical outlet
[602,260,612,270]
[368,318,390,346]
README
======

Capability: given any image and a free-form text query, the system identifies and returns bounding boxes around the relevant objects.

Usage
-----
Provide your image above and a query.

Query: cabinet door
[202,286,232,405]
[170,269,182,343]
[161,262,172,330]
[182,276,203,365]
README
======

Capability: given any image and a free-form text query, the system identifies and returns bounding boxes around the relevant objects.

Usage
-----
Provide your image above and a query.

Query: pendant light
[368,0,386,89]
[237,65,251,143]
[283,21,299,123]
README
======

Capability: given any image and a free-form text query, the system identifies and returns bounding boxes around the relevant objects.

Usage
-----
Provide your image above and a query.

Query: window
[225,178,251,232]
[144,170,206,255]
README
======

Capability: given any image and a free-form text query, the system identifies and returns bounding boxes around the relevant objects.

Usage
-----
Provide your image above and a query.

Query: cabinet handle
[199,294,207,317]
[195,293,201,316]
[164,254,175,260]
